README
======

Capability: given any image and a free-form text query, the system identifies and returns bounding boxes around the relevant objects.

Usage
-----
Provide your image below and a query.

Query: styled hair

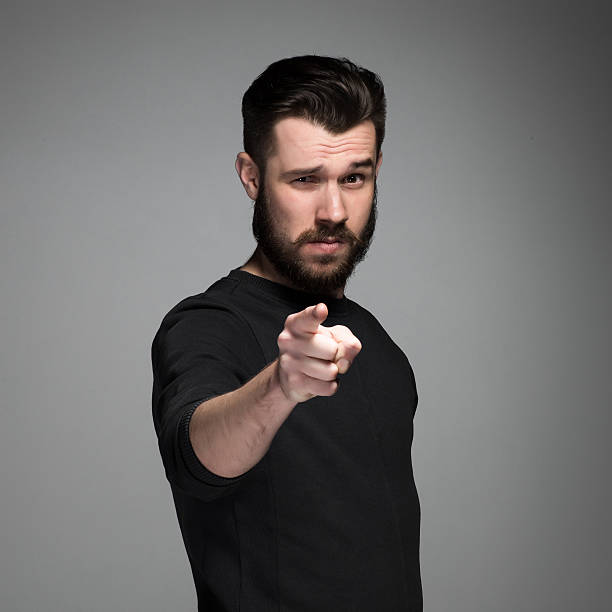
[242,55,386,172]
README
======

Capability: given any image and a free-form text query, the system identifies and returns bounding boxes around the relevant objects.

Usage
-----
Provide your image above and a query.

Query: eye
[293,175,316,184]
[343,173,365,185]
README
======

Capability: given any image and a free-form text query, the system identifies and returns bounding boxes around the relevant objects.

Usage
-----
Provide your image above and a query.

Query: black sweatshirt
[152,269,422,611]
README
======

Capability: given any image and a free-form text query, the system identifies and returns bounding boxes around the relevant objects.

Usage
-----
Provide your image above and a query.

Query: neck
[241,247,345,299]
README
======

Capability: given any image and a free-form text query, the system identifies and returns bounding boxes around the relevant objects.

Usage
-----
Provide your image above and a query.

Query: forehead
[269,117,376,169]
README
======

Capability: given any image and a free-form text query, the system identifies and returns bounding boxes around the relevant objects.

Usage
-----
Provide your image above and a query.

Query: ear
[235,152,261,200]
[375,150,383,177]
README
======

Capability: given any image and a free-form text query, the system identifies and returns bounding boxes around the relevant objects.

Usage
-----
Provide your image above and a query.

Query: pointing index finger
[287,303,328,335]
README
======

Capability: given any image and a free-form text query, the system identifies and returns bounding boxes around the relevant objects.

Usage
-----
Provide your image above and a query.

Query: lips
[304,240,347,254]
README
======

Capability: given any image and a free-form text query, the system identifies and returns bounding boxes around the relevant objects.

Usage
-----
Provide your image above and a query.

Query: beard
[252,184,377,295]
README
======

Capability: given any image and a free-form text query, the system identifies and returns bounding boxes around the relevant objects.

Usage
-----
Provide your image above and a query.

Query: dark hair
[242,55,386,172]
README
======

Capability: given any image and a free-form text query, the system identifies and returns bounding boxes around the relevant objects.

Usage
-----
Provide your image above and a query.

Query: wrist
[267,359,297,407]
[245,360,296,427]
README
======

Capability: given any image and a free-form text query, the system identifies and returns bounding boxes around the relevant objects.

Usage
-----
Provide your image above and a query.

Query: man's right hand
[188,302,362,477]
[276,303,362,403]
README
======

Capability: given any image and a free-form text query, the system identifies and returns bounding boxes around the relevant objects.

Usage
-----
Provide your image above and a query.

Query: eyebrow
[280,158,374,179]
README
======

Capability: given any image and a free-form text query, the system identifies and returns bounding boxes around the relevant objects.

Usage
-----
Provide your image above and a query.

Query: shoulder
[152,275,253,353]
[345,297,411,361]
[345,297,389,335]
[162,274,241,319]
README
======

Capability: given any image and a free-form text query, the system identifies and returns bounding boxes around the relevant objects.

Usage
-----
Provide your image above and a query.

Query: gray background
[2,1,610,611]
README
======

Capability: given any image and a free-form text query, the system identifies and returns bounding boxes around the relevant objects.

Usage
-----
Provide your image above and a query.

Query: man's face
[252,117,381,294]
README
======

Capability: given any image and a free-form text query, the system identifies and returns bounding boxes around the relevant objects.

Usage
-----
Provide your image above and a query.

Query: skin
[188,118,382,477]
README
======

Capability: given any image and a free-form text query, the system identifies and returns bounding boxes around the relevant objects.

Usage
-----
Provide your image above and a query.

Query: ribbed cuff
[179,399,248,487]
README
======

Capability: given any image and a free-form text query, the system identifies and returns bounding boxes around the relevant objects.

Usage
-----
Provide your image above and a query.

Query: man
[152,55,422,611]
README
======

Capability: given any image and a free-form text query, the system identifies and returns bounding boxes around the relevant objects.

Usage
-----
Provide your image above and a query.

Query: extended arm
[188,303,361,478]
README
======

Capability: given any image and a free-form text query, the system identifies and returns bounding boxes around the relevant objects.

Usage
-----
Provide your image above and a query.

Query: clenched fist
[276,303,362,403]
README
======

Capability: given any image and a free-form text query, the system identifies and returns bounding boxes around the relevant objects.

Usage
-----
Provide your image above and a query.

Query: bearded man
[152,55,422,611]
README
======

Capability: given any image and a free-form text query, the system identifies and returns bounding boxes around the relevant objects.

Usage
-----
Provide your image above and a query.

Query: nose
[316,183,348,226]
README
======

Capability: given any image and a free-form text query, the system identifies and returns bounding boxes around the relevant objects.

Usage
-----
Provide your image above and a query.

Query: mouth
[305,239,346,253]
[309,238,345,244]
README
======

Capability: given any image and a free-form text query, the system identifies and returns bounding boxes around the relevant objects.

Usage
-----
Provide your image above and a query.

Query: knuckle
[312,381,329,396]
[323,336,338,351]
[277,330,291,347]
[316,325,332,338]
[326,381,339,396]
[286,311,301,326]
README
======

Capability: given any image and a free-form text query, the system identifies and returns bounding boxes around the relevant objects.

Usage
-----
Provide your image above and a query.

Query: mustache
[293,225,365,248]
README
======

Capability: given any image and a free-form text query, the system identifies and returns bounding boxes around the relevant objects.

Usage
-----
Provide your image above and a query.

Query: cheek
[270,186,317,230]
[349,191,375,227]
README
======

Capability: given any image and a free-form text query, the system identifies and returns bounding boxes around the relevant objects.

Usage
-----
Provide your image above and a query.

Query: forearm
[188,359,296,478]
